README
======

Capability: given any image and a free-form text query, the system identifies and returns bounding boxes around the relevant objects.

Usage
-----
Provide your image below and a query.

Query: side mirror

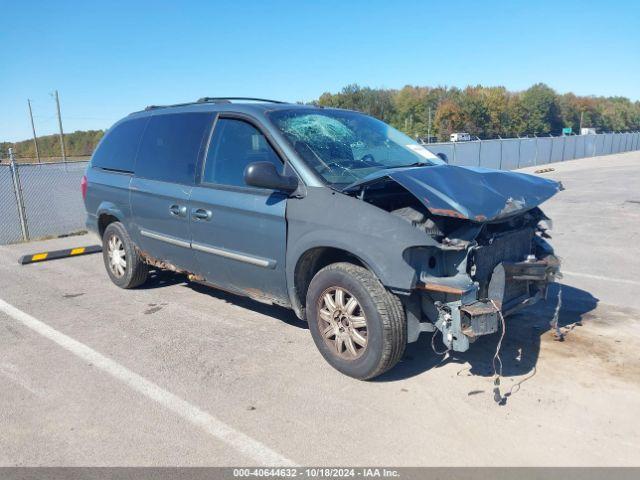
[436,152,449,164]
[244,161,298,193]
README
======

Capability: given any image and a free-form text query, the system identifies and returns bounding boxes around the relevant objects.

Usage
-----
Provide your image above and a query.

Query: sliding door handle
[169,205,187,217]
[192,208,212,221]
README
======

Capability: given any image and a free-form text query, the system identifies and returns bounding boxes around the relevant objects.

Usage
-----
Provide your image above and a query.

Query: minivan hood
[345,165,562,222]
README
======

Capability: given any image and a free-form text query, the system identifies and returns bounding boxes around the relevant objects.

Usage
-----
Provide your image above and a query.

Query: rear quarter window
[135,112,212,184]
[92,117,148,172]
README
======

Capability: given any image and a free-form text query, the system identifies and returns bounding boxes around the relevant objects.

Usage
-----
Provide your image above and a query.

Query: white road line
[0,298,295,467]
[562,271,640,287]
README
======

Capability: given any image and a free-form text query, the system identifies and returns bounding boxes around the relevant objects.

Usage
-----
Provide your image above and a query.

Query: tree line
[317,83,640,141]
[2,82,639,159]
[1,130,104,160]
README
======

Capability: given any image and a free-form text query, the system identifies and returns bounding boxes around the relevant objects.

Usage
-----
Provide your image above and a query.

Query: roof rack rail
[141,97,289,113]
[196,97,288,104]
[143,101,194,111]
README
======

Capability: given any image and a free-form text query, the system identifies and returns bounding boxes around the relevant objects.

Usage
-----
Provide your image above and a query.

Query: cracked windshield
[268,109,443,188]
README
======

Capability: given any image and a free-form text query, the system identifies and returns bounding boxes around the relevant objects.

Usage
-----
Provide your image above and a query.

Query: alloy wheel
[317,287,368,359]
[107,234,127,278]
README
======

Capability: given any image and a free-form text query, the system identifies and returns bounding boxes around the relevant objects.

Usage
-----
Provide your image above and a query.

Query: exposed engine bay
[345,169,562,352]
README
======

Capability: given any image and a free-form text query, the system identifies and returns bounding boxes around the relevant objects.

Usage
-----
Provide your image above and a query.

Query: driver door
[189,115,290,304]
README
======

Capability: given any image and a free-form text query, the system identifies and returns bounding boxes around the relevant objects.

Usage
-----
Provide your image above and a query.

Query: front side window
[267,108,443,188]
[136,112,212,184]
[203,118,283,187]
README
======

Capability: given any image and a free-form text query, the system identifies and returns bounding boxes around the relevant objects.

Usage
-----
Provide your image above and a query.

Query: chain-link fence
[0,165,25,244]
[424,131,640,168]
[17,162,89,239]
[0,154,88,245]
[9,155,92,164]
[0,132,639,245]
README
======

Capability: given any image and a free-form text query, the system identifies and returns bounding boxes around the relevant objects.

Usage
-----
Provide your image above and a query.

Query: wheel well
[293,247,368,318]
[98,214,119,238]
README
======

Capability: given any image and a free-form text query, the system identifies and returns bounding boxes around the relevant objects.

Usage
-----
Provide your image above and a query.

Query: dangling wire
[550,285,564,341]
[489,285,563,405]
[431,329,451,356]
[490,300,506,378]
[490,299,506,404]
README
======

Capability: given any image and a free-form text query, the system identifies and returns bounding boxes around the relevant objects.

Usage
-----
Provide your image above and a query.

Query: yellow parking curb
[19,245,102,265]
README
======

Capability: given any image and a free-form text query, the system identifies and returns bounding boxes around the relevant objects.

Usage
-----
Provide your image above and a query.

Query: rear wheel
[102,222,149,289]
[306,262,406,380]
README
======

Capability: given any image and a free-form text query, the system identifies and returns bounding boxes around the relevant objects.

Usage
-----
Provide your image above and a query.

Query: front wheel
[306,262,406,380]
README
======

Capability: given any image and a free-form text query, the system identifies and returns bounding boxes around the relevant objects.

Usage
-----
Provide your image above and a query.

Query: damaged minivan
[83,98,562,379]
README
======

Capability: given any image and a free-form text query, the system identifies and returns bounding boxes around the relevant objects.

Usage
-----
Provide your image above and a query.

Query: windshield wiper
[385,161,430,169]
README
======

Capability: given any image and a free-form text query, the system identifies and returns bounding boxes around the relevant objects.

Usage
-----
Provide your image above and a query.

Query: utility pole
[579,111,584,133]
[27,99,41,163]
[427,107,432,143]
[53,90,67,162]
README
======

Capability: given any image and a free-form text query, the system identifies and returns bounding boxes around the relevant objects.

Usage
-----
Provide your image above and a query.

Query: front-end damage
[344,164,563,352]
[414,212,561,352]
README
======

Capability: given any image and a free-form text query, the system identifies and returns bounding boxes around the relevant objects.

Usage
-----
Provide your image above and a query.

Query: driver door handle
[192,208,212,221]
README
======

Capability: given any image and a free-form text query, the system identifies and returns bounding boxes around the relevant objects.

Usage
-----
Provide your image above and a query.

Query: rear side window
[135,113,212,184]
[203,118,283,187]
[92,118,147,172]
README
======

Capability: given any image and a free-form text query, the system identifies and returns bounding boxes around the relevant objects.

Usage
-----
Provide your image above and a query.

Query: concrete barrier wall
[424,132,639,170]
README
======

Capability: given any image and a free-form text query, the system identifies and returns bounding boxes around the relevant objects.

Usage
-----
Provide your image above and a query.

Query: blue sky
[1,0,638,141]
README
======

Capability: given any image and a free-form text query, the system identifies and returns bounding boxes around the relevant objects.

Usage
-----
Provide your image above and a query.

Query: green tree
[518,83,563,135]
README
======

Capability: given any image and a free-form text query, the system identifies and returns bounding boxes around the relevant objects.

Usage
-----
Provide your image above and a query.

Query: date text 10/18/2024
[232,468,401,478]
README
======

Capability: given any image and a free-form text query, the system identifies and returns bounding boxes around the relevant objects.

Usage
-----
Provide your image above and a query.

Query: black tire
[306,262,406,380]
[102,222,149,289]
